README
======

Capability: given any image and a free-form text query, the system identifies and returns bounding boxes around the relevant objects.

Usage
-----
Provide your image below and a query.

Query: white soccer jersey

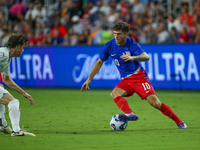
[0,47,10,76]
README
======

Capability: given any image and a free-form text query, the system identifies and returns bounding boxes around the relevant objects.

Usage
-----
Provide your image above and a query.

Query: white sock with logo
[0,103,8,127]
[8,99,21,132]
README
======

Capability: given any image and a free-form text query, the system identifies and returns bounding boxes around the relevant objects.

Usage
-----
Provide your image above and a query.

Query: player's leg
[110,87,133,114]
[133,79,187,129]
[0,84,12,134]
[110,83,138,121]
[145,94,187,129]
[0,103,12,134]
[0,87,35,136]
[0,92,21,132]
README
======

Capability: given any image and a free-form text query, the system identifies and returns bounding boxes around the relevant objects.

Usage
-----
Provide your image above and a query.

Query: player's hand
[120,53,134,61]
[22,92,34,105]
[81,80,91,92]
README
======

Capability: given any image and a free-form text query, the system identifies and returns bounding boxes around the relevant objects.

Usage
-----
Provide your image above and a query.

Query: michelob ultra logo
[73,52,199,83]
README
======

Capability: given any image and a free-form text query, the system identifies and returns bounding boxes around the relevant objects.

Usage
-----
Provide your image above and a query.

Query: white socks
[0,103,8,127]
[8,99,21,132]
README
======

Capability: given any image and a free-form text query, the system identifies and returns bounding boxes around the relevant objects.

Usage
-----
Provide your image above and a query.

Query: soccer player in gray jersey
[0,34,35,136]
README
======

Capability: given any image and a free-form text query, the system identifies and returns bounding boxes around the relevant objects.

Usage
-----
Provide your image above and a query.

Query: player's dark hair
[113,22,130,33]
[6,34,28,48]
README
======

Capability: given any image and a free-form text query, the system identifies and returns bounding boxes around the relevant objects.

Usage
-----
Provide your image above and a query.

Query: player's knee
[110,90,118,99]
[110,92,114,99]
[0,83,4,88]
[150,101,161,109]
[147,95,161,109]
[8,99,20,108]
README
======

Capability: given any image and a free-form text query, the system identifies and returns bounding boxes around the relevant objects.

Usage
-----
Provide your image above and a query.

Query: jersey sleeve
[99,42,110,61]
[131,40,145,56]
[0,56,10,76]
[1,65,9,76]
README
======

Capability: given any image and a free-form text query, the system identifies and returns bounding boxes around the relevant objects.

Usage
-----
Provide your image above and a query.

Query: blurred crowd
[0,0,200,46]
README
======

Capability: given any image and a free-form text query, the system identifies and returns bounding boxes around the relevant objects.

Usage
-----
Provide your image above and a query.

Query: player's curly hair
[6,34,28,48]
[113,22,130,33]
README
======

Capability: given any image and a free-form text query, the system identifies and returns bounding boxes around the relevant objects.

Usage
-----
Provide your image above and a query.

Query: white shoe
[11,130,36,136]
[0,125,12,134]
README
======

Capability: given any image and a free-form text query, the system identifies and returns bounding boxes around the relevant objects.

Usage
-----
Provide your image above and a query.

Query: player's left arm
[120,52,149,62]
[1,74,34,105]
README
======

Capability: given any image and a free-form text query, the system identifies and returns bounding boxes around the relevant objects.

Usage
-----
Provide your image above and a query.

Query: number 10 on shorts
[142,82,151,91]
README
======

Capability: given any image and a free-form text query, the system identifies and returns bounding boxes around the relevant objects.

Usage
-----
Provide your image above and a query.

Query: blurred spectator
[51,18,68,38]
[180,6,193,27]
[106,6,119,28]
[193,0,200,16]
[79,29,93,45]
[144,23,156,44]
[0,0,13,9]
[90,22,101,43]
[97,0,110,15]
[150,1,166,17]
[156,22,169,44]
[194,26,200,43]
[35,29,44,46]
[135,16,146,31]
[146,16,157,30]
[35,21,43,32]
[60,0,71,19]
[178,24,193,43]
[67,28,79,46]
[139,31,146,44]
[60,5,71,29]
[88,0,98,14]
[167,14,182,32]
[42,31,52,46]
[27,31,37,46]
[129,27,139,43]
[43,20,51,35]
[93,25,113,45]
[94,12,106,28]
[154,12,167,30]
[67,0,84,19]
[109,0,121,11]
[121,5,134,27]
[0,25,3,38]
[21,20,32,34]
[63,34,70,46]
[25,2,38,23]
[81,3,91,19]
[132,0,146,16]
[119,0,129,15]
[9,0,26,22]
[71,15,83,35]
[51,28,63,45]
[165,27,179,44]
[0,27,10,46]
[34,1,47,23]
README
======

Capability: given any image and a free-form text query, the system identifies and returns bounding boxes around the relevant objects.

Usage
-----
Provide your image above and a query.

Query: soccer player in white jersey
[0,34,35,136]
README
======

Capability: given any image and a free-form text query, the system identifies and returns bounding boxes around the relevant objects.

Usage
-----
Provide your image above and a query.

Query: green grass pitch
[0,88,200,150]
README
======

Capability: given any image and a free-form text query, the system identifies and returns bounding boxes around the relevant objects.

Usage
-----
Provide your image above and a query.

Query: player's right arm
[1,74,34,105]
[81,58,104,92]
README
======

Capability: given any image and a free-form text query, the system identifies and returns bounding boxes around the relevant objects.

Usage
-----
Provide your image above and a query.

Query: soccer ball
[110,114,128,131]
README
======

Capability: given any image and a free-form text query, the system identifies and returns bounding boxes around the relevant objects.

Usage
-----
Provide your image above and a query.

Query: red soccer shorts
[114,72,156,99]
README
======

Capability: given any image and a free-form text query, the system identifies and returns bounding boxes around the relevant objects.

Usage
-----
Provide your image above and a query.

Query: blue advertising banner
[9,44,200,90]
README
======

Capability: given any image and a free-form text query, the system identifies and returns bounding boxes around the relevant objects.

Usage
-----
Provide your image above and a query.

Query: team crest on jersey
[125,51,131,56]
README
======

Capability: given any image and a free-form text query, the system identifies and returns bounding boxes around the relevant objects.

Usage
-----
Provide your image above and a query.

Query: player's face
[15,44,25,57]
[114,30,128,47]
